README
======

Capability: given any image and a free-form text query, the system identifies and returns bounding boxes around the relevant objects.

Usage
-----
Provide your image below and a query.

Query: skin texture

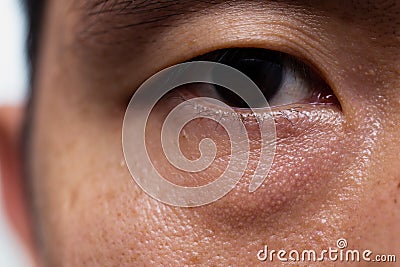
[1,0,400,266]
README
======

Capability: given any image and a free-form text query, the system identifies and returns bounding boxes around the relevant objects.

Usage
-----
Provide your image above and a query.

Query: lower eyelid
[152,88,346,190]
[164,87,340,126]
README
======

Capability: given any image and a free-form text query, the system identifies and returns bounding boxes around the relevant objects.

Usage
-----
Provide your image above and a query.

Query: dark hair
[21,1,47,252]
[24,0,46,82]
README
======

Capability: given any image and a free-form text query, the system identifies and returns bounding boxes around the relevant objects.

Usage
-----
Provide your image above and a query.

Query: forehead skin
[29,0,399,266]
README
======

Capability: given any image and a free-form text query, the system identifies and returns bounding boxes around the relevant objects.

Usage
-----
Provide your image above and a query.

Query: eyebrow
[88,0,198,16]
[84,0,222,29]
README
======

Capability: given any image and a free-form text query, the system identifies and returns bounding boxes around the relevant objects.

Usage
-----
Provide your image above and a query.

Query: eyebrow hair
[84,0,223,28]
[88,0,194,16]
[76,0,203,41]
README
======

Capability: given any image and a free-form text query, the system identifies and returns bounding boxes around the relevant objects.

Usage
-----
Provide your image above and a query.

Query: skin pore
[0,0,400,266]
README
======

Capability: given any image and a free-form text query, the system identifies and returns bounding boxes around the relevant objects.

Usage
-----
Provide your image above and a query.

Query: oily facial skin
[19,0,400,266]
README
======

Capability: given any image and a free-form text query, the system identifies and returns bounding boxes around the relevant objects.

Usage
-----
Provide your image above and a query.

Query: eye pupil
[234,58,284,100]
[194,48,285,108]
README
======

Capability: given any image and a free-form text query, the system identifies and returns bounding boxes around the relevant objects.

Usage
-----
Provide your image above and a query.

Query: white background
[0,0,32,266]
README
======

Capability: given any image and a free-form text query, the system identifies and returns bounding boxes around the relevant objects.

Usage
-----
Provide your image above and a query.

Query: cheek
[142,93,365,220]
[30,87,139,264]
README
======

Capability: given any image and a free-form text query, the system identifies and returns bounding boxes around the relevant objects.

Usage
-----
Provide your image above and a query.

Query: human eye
[122,42,348,207]
[119,9,352,208]
[187,48,339,109]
